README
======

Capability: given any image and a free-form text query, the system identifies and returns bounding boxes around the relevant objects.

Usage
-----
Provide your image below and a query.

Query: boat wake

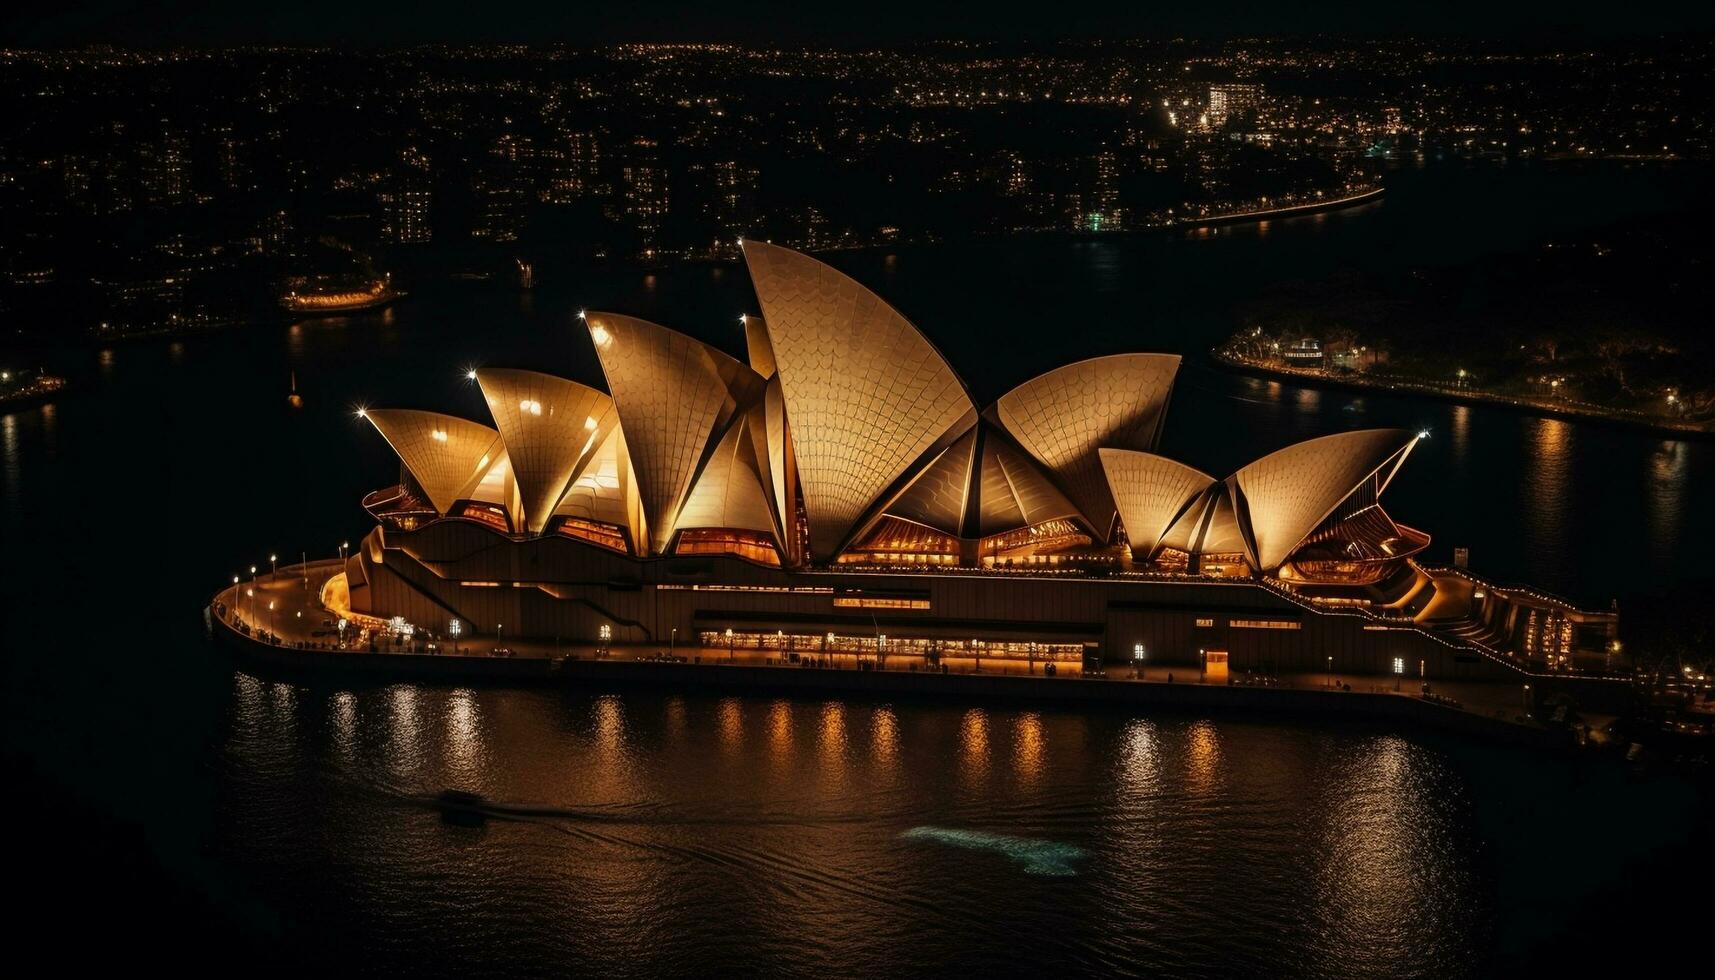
[899,826,1086,876]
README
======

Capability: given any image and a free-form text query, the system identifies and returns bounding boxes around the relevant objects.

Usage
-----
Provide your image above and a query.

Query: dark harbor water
[3,161,1712,974]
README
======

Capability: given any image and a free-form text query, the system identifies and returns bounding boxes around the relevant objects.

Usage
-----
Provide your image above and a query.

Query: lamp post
[269,553,277,582]
[230,575,239,623]
[336,618,347,648]
[267,600,275,639]
[449,618,462,654]
[1327,655,1334,689]
[1133,643,1146,680]
[972,638,980,674]
[826,631,835,668]
[248,565,257,622]
[878,633,887,671]
[726,627,734,662]
[599,623,611,657]
[670,627,677,659]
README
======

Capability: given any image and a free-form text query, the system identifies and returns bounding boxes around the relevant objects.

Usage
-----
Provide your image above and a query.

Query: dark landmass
[1222,206,1715,427]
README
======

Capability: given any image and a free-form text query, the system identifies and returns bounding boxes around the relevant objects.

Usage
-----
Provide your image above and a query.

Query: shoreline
[1169,186,1386,228]
[207,602,1577,750]
[1210,349,1712,442]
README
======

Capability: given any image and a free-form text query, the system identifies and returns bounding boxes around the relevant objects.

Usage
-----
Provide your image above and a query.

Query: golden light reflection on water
[1449,404,1470,465]
[384,684,422,778]
[1309,735,1459,973]
[717,697,743,756]
[1117,719,1161,795]
[1185,721,1223,795]
[593,695,626,747]
[766,700,795,775]
[587,694,638,800]
[870,706,899,772]
[1294,386,1320,413]
[818,701,848,757]
[817,702,851,792]
[959,708,990,783]
[1521,418,1573,554]
[1,413,21,511]
[446,688,484,779]
[1013,712,1044,788]
[331,690,357,762]
[1646,440,1687,563]
[664,696,687,740]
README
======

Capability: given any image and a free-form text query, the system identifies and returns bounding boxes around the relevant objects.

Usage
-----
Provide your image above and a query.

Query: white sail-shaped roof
[1227,428,1419,570]
[673,404,777,538]
[990,353,1181,542]
[362,409,504,515]
[977,431,1083,537]
[883,426,978,537]
[1099,449,1217,558]
[763,377,795,546]
[585,311,764,554]
[466,452,522,528]
[552,425,632,533]
[742,239,977,560]
[475,368,617,535]
[742,314,776,377]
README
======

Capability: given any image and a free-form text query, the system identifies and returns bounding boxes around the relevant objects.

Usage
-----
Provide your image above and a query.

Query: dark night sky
[4,0,1713,45]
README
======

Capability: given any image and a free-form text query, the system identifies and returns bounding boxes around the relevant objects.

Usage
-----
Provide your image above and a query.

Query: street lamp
[269,553,277,581]
[449,618,462,653]
[878,633,887,670]
[231,575,239,623]
[1133,642,1146,679]
[1327,655,1333,688]
[336,617,347,648]
[670,627,677,658]
[599,623,612,656]
[726,627,734,661]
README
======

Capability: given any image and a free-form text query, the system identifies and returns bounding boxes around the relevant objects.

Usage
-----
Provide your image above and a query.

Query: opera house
[341,240,1615,680]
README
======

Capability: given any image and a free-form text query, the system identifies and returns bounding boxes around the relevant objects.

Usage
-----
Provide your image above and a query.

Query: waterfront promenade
[1212,347,1711,440]
[210,561,1581,746]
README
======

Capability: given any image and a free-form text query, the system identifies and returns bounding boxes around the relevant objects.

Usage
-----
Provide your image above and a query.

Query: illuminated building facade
[343,241,1615,678]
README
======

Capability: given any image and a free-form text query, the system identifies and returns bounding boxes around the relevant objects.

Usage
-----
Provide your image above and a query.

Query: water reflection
[446,688,484,780]
[1012,712,1044,788]
[331,690,357,762]
[959,708,990,784]
[1185,720,1223,795]
[1449,404,1471,465]
[0,412,20,518]
[717,697,743,757]
[870,706,899,770]
[1520,418,1573,572]
[383,684,423,778]
[211,683,1512,975]
[1646,440,1687,566]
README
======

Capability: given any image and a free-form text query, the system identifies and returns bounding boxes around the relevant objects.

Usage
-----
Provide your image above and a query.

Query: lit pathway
[214,562,1542,726]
